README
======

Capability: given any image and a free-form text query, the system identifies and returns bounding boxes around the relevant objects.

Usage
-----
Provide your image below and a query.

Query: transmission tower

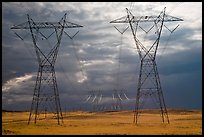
[112,89,129,111]
[110,7,183,124]
[11,13,83,125]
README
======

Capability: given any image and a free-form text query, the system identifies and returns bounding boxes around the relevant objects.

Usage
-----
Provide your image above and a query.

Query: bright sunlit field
[2,109,202,135]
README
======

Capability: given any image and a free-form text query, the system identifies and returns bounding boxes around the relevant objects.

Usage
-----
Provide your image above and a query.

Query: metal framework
[110,7,183,124]
[11,13,83,125]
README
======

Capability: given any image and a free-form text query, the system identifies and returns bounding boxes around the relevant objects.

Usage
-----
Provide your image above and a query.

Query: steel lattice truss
[110,7,183,124]
[11,13,83,125]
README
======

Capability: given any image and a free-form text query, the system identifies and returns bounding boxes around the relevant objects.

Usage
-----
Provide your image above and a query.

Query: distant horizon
[2,107,202,112]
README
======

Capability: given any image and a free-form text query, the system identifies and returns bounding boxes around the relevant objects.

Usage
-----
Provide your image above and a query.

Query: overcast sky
[2,2,202,111]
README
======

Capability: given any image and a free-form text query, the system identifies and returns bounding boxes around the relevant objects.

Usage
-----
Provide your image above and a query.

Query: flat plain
[2,109,202,135]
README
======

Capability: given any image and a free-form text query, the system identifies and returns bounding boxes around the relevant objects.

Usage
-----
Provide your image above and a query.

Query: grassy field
[2,109,202,135]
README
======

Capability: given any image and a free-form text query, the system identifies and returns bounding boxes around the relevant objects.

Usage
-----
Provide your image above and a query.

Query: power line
[116,33,123,90]
[71,39,91,92]
[167,2,184,15]
[157,32,173,63]
[57,55,78,93]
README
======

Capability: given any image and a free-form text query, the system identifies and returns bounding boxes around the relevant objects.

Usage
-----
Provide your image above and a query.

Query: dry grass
[2,109,202,135]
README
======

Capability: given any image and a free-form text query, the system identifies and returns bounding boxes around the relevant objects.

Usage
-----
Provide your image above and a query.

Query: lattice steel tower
[110,7,183,124]
[11,13,83,125]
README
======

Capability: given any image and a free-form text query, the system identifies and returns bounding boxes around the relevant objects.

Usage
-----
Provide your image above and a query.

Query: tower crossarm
[11,21,83,29]
[110,8,183,60]
[110,14,183,23]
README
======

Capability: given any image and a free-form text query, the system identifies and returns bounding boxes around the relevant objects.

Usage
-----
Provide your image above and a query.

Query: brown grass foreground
[2,109,202,135]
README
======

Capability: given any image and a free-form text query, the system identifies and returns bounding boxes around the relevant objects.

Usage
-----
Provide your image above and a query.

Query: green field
[2,109,202,135]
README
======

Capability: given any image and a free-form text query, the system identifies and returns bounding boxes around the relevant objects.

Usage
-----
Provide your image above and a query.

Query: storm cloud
[2,2,202,111]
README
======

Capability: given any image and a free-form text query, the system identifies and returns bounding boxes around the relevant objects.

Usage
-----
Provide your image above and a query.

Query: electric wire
[57,56,78,93]
[116,33,123,90]
[167,2,184,15]
[70,39,91,92]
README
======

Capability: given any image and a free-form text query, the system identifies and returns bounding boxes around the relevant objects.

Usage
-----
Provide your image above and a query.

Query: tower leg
[133,59,169,124]
[28,66,42,124]
[28,65,63,124]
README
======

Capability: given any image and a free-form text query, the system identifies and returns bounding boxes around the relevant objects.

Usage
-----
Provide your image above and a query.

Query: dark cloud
[2,2,202,111]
